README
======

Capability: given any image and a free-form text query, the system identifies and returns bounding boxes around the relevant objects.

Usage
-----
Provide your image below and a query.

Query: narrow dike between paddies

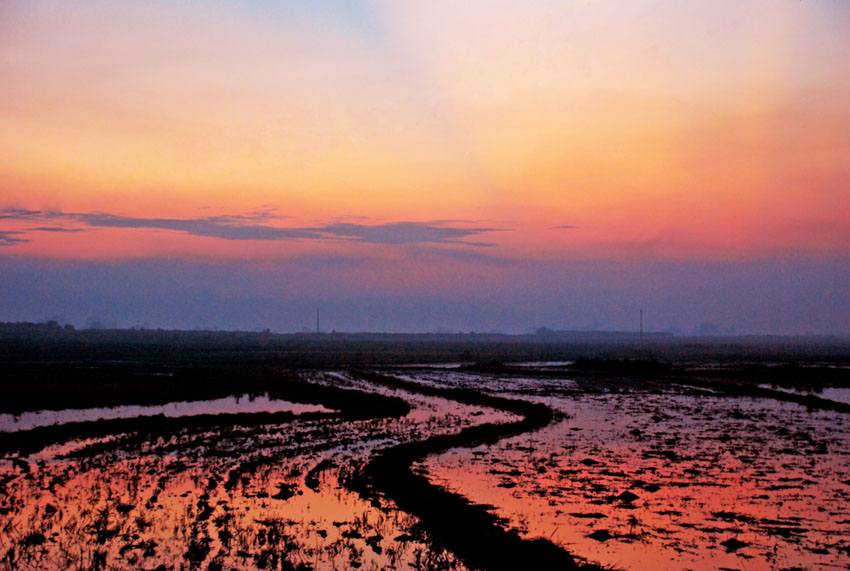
[348,370,598,571]
[1,375,411,457]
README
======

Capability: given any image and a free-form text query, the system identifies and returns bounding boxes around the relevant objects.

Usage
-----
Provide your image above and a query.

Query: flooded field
[2,363,849,570]
[418,372,850,570]
[0,394,333,433]
[0,372,504,571]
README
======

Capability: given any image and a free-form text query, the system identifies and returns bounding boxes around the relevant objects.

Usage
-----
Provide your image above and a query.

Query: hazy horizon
[3,254,847,336]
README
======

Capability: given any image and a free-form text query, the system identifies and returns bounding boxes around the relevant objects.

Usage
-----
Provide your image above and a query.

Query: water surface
[0,394,333,433]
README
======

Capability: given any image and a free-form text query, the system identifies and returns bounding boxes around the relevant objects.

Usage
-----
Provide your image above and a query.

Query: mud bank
[1,376,410,457]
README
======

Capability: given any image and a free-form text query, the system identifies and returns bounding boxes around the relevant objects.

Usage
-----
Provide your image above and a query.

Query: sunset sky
[2,1,848,333]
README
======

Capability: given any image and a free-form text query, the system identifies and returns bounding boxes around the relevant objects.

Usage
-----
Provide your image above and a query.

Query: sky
[1,0,848,334]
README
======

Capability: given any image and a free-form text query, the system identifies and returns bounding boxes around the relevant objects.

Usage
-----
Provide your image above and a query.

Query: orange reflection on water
[0,372,514,571]
[421,385,850,570]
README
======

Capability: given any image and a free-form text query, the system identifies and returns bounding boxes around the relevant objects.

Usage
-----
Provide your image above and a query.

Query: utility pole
[639,307,644,343]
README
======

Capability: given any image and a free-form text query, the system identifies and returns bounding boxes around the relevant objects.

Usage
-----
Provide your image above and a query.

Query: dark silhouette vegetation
[0,362,408,417]
[2,320,849,366]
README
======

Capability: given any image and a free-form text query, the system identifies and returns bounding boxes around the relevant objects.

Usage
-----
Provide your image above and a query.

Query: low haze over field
[1,1,848,333]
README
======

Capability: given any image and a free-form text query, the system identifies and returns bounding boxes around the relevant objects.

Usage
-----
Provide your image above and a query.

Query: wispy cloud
[69,212,320,241]
[29,227,86,233]
[0,209,501,246]
[0,230,28,246]
[319,222,497,245]
[0,208,42,219]
[550,225,578,230]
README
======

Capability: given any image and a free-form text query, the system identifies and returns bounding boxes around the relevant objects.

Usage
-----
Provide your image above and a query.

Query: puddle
[821,387,850,405]
[0,394,334,433]
[759,384,850,406]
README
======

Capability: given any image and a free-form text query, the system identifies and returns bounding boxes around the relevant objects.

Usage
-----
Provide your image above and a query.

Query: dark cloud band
[0,230,28,246]
[0,209,499,246]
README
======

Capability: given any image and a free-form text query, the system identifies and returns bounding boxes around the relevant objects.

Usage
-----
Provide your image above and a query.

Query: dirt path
[348,370,600,571]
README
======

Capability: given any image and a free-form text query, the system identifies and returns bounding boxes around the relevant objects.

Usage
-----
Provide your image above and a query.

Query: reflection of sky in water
[396,362,470,369]
[758,385,850,406]
[421,372,850,571]
[393,370,578,395]
[0,394,333,432]
[0,371,501,570]
[3,369,848,570]
[509,361,575,367]
[822,387,850,405]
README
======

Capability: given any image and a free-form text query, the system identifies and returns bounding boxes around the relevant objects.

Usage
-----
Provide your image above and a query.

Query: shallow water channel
[0,394,333,433]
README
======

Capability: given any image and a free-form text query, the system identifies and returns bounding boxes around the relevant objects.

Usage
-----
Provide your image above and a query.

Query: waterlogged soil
[2,366,849,570]
[417,372,850,570]
[0,371,509,571]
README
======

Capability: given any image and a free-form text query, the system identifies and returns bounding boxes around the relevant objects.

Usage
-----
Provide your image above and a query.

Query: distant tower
[316,307,320,335]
